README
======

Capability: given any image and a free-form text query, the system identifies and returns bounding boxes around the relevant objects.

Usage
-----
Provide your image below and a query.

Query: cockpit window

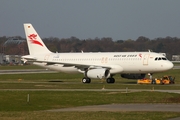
[162,57,167,60]
[154,57,167,61]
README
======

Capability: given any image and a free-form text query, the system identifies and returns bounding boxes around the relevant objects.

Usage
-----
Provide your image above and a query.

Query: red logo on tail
[28,34,43,46]
[139,53,142,58]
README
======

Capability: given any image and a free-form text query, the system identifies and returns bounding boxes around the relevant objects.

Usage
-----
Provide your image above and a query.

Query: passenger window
[155,58,158,60]
[158,58,161,60]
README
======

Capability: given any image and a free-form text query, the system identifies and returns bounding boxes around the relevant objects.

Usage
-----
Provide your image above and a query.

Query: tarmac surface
[46,103,180,112]
[0,69,57,74]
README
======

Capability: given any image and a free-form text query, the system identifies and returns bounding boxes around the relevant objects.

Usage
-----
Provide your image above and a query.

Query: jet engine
[85,69,110,79]
[121,74,146,79]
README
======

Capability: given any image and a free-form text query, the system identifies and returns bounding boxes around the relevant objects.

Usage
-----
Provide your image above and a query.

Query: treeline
[1,36,180,60]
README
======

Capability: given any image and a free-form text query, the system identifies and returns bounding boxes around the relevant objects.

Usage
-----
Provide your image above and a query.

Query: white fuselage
[32,52,173,74]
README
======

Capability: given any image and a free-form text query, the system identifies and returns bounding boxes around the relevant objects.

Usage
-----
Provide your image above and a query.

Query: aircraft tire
[106,78,115,84]
[82,77,91,83]
[111,78,115,83]
[87,78,91,83]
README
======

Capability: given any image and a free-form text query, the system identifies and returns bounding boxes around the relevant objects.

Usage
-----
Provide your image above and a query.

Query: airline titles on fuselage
[53,54,60,58]
[52,54,140,60]
[114,54,138,58]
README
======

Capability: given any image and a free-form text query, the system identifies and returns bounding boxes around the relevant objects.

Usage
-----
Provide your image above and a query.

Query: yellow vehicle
[137,78,152,84]
[137,76,175,85]
[137,78,161,84]
[161,76,175,84]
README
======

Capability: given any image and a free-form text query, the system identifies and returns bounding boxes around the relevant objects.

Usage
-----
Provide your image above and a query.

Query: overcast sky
[1,0,180,40]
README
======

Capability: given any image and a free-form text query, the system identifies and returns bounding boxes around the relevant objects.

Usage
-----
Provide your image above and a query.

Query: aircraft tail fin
[24,23,52,55]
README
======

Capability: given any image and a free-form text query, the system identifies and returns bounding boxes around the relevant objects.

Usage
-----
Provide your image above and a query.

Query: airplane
[22,23,174,83]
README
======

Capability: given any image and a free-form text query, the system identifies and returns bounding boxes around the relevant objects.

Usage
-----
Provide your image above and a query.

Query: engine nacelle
[85,69,110,79]
[121,74,146,79]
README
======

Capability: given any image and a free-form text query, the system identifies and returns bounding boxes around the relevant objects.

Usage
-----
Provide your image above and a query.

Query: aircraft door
[143,54,149,65]
[44,54,50,61]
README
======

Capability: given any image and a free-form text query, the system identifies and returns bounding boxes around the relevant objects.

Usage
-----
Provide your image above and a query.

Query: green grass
[0,81,180,90]
[0,91,180,120]
[0,91,179,111]
[0,111,179,120]
[0,65,43,70]
[0,65,180,120]
[0,72,82,80]
[0,69,180,90]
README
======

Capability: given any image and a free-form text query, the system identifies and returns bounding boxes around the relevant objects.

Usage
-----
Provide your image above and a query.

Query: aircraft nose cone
[166,61,174,70]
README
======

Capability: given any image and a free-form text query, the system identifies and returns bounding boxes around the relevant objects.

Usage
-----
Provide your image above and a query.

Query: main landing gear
[82,77,91,83]
[82,77,115,84]
[106,78,115,83]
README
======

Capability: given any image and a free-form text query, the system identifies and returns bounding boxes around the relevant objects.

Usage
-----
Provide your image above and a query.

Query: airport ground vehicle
[137,76,175,84]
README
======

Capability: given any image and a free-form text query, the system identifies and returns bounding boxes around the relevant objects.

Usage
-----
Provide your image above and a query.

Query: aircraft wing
[22,56,123,73]
[45,61,123,74]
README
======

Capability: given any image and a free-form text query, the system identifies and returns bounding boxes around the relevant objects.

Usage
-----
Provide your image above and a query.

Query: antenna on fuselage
[148,49,152,52]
